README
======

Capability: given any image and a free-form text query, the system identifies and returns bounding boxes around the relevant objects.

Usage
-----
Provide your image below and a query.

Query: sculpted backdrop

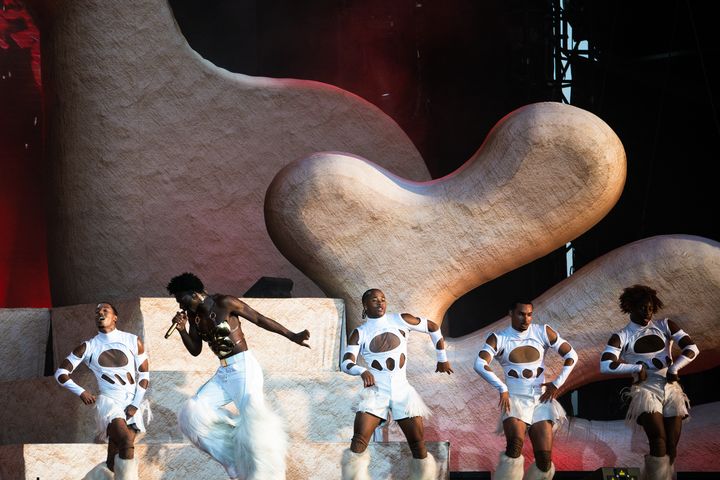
[2,0,718,476]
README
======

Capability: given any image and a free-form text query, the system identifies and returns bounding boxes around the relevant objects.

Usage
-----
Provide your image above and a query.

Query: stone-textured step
[0,308,49,382]
[0,441,450,480]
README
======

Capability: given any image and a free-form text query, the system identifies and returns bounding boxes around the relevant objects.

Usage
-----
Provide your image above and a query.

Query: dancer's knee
[534,450,552,472]
[648,435,667,457]
[666,441,677,463]
[407,439,427,459]
[108,424,135,459]
[351,434,370,453]
[505,436,524,458]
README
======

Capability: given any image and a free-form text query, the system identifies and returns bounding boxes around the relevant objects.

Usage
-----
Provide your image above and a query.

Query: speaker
[242,276,293,298]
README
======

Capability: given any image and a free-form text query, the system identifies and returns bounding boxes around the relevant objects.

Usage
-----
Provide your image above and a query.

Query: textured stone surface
[0,441,450,480]
[265,102,627,332]
[30,0,430,306]
[0,308,49,382]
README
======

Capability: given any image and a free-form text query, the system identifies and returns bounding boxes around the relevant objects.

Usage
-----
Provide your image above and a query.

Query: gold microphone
[164,311,185,339]
[164,322,178,339]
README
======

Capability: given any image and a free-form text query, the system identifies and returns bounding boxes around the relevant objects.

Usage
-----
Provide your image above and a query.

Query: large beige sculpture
[266,102,627,331]
[27,0,429,306]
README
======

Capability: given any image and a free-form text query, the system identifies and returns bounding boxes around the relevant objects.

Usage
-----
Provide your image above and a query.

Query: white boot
[341,448,371,480]
[81,462,113,480]
[410,452,437,480]
[522,461,555,479]
[113,455,138,480]
[494,453,524,480]
[640,455,671,480]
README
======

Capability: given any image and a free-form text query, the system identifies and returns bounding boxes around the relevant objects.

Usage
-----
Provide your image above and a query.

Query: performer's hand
[361,370,375,388]
[634,363,648,384]
[172,310,188,332]
[499,391,510,413]
[666,372,679,383]
[125,405,138,420]
[435,361,454,375]
[539,382,558,403]
[290,329,311,348]
[80,391,96,405]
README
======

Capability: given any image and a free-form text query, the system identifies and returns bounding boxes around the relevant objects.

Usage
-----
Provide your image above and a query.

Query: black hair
[167,272,205,296]
[619,284,664,314]
[361,288,383,319]
[508,300,533,312]
[97,302,118,316]
[361,288,382,303]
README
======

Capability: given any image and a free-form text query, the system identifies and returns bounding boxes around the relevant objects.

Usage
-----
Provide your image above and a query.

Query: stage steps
[0,441,450,479]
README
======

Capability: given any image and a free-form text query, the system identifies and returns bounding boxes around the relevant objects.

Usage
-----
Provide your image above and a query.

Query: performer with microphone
[166,272,310,480]
[164,312,183,338]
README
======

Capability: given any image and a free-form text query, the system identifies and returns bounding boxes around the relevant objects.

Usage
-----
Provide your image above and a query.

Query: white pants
[94,392,150,441]
[196,350,265,413]
[356,372,430,424]
[496,388,566,434]
[178,350,287,480]
[625,375,690,425]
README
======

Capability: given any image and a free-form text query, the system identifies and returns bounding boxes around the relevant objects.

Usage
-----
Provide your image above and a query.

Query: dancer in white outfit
[340,288,453,480]
[166,272,310,480]
[474,300,577,480]
[55,302,150,480]
[600,284,699,480]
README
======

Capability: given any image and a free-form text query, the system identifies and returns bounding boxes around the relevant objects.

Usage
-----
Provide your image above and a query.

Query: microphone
[164,322,177,339]
[164,311,186,339]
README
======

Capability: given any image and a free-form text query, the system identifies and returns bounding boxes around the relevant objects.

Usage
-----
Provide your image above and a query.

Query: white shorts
[94,393,151,441]
[496,390,566,434]
[356,374,430,424]
[624,376,689,425]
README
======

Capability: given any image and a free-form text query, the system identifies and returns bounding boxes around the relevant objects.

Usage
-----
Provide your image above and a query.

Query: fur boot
[522,461,555,480]
[81,462,113,480]
[494,453,524,480]
[178,396,237,472]
[233,398,288,480]
[341,448,371,480]
[640,454,672,480]
[410,452,437,480]
[113,455,138,480]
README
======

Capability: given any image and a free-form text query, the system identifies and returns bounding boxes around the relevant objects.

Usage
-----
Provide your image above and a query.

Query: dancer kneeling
[340,288,453,480]
[55,302,150,480]
[600,285,698,480]
[167,273,311,480]
[474,300,577,480]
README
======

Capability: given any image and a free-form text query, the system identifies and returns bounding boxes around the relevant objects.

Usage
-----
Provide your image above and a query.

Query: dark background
[1,0,718,421]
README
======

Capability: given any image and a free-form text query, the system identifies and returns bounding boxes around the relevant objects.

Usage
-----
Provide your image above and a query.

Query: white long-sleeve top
[55,329,148,408]
[474,323,577,395]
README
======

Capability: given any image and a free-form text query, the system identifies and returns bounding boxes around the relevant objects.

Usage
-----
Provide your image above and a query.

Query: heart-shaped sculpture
[266,102,627,331]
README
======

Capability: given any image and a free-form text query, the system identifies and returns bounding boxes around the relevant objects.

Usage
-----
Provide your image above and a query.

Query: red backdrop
[0,0,50,307]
